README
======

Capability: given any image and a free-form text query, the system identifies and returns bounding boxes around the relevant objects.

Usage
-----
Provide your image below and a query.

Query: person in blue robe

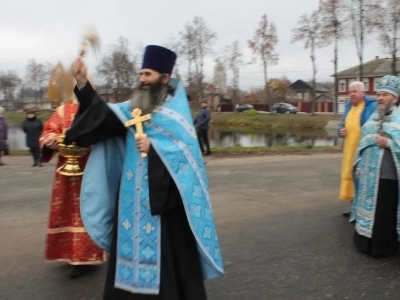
[64,45,224,299]
[352,75,400,258]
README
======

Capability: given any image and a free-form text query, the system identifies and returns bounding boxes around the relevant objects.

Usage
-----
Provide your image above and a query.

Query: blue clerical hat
[141,45,177,75]
[377,75,400,97]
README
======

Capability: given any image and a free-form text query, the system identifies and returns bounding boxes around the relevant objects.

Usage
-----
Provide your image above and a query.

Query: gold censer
[56,131,87,176]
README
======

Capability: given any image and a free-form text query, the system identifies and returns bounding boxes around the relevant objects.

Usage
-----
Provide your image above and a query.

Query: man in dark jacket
[0,106,7,166]
[23,109,43,167]
[194,100,211,155]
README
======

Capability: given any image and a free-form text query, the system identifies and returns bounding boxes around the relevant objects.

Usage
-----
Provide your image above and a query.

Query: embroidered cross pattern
[122,219,132,230]
[124,108,152,158]
[143,222,155,234]
[126,169,134,181]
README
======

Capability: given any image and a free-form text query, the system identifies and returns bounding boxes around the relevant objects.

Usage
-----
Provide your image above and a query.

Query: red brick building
[336,56,399,113]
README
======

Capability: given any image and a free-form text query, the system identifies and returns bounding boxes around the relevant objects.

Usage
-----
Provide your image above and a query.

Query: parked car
[236,104,254,112]
[271,103,298,114]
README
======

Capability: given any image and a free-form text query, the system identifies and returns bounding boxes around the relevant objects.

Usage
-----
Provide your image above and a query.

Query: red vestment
[40,100,105,265]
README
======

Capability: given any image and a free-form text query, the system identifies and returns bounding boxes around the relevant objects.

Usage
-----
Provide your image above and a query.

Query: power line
[238,60,391,74]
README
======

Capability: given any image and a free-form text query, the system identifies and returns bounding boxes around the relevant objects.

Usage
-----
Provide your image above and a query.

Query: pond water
[7,123,343,150]
[208,128,343,148]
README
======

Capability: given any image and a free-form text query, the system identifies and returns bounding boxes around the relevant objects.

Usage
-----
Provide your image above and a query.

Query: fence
[218,102,334,113]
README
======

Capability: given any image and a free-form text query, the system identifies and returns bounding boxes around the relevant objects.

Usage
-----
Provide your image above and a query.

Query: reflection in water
[7,123,343,150]
[7,124,27,150]
[208,128,343,148]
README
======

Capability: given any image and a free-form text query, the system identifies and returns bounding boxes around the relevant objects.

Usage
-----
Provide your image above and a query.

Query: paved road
[1,154,400,300]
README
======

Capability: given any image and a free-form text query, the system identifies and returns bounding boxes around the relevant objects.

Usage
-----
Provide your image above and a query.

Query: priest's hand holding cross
[125,108,152,157]
[136,136,150,154]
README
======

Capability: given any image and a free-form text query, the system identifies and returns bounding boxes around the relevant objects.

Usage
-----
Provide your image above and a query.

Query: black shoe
[342,211,351,218]
[68,265,88,279]
[0,163,4,166]
[204,151,211,156]
[32,164,37,167]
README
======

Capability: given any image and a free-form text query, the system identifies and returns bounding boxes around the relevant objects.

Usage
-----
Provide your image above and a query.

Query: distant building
[288,80,333,113]
[288,80,331,102]
[335,56,398,112]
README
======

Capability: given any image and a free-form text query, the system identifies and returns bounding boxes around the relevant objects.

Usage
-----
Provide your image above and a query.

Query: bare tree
[248,14,279,112]
[180,23,197,90]
[347,0,375,79]
[369,0,400,75]
[224,41,244,110]
[213,58,227,97]
[0,70,21,101]
[192,17,217,97]
[164,36,183,79]
[97,37,137,98]
[292,10,327,115]
[180,17,217,98]
[25,59,52,105]
[319,0,346,114]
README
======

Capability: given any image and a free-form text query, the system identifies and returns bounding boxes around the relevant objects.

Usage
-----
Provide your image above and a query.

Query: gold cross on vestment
[124,108,152,158]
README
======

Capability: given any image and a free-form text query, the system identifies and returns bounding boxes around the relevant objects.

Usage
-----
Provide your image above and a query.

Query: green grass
[4,111,53,123]
[210,112,341,129]
[9,145,341,159]
[7,149,30,155]
[210,145,342,157]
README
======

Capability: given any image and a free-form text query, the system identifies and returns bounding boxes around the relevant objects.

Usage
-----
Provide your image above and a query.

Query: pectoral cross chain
[124,108,152,158]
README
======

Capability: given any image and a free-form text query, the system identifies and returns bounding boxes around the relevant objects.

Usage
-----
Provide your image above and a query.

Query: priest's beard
[130,78,169,115]
[377,102,394,119]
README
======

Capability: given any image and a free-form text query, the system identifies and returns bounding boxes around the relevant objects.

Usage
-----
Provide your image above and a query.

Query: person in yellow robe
[338,81,377,218]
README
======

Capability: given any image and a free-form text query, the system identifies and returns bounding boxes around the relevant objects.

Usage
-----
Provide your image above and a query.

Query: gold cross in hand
[124,108,152,158]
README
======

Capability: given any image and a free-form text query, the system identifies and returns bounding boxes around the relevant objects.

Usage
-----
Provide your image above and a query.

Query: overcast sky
[0,0,385,91]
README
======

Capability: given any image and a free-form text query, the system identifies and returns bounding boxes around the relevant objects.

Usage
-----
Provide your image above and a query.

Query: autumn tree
[292,10,327,115]
[267,78,289,103]
[319,0,346,114]
[369,0,400,75]
[347,0,376,79]
[0,71,21,101]
[25,59,52,105]
[248,14,279,112]
[47,64,62,107]
[224,41,243,110]
[97,37,137,97]
[47,63,74,108]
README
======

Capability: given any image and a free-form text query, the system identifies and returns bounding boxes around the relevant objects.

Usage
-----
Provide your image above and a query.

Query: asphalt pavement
[1,154,400,300]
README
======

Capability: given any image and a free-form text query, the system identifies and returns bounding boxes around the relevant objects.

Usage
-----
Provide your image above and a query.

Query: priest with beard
[64,45,224,299]
[352,75,400,258]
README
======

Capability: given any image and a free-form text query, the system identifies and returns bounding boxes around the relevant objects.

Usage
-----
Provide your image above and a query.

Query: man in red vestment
[40,87,106,278]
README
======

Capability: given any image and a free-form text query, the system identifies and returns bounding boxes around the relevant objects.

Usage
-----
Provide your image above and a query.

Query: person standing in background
[0,106,8,166]
[39,77,105,279]
[337,81,377,218]
[194,100,212,155]
[23,109,43,167]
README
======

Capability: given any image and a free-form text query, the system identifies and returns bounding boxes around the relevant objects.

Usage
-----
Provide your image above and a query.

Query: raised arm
[63,81,126,147]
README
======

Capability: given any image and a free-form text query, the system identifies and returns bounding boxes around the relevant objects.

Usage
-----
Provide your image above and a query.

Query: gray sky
[0,0,384,91]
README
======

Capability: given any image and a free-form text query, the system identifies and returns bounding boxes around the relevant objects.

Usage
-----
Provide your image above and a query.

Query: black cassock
[65,83,207,300]
[354,179,399,258]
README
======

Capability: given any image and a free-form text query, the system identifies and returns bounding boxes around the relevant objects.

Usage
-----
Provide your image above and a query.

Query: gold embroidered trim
[45,257,107,265]
[47,227,87,234]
